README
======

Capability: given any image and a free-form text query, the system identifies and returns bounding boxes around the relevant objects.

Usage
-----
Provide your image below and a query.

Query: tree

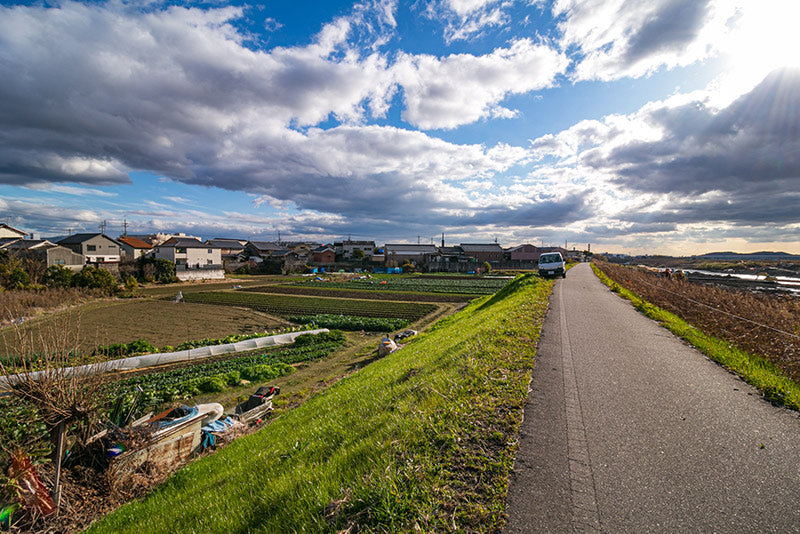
[352,249,366,260]
[401,260,416,273]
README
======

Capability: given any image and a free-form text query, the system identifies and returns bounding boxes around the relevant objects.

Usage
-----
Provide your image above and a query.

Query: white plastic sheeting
[0,328,329,391]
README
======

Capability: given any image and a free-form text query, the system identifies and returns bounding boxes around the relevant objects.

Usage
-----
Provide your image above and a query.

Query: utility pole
[123,219,128,236]
[417,236,420,244]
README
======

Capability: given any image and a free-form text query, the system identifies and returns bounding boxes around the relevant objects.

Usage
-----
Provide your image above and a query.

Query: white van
[538,252,566,278]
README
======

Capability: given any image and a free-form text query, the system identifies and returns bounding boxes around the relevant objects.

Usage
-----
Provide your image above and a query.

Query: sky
[0,0,798,255]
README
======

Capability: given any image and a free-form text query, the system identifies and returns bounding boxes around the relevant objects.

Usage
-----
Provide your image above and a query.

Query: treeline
[0,250,178,293]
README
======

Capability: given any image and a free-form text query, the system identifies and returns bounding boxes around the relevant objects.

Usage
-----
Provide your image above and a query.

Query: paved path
[506,263,800,533]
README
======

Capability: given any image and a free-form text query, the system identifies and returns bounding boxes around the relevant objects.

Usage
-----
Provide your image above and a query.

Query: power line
[633,277,800,340]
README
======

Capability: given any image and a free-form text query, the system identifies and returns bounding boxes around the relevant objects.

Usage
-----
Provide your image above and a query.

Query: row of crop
[90,326,314,360]
[0,333,347,449]
[182,291,436,320]
[298,276,509,295]
[241,284,479,302]
[112,331,346,412]
[289,314,409,332]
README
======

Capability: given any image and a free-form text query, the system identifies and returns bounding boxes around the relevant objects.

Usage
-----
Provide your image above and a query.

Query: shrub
[72,266,118,293]
[42,264,74,288]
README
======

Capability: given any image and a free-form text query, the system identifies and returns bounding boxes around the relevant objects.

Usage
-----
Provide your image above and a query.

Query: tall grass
[594,261,800,380]
[0,287,104,326]
[592,263,800,410]
[87,274,553,533]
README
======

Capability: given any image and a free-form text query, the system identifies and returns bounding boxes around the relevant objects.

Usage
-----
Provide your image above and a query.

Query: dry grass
[595,261,800,381]
[0,288,104,326]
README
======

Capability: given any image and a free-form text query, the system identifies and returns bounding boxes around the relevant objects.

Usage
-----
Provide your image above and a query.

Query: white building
[154,237,224,280]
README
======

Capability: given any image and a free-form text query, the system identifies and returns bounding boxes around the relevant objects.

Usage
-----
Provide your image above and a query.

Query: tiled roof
[57,233,103,244]
[118,236,153,249]
[0,224,26,236]
[160,237,216,248]
[247,241,285,251]
[460,243,503,252]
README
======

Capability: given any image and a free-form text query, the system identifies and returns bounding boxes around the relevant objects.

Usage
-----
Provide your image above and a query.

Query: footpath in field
[87,275,552,533]
[506,262,800,532]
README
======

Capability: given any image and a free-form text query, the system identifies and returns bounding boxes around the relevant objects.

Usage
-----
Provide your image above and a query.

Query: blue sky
[1,0,799,255]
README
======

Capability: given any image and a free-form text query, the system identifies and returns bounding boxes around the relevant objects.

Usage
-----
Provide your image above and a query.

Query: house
[311,245,336,264]
[0,224,26,239]
[383,244,437,266]
[271,249,307,273]
[126,232,201,247]
[460,243,504,264]
[153,237,224,281]
[244,241,288,259]
[206,238,248,264]
[0,239,84,270]
[282,241,318,255]
[334,240,375,260]
[423,246,476,272]
[57,233,123,268]
[118,236,154,259]
[505,244,541,261]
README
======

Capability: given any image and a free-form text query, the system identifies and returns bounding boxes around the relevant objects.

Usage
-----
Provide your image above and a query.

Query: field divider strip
[0,328,330,392]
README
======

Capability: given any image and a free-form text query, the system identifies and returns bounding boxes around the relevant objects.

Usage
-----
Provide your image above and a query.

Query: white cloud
[555,0,738,81]
[527,68,800,240]
[395,39,568,129]
[426,0,513,43]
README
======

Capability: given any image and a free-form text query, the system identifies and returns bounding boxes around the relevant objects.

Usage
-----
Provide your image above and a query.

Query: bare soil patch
[0,300,288,356]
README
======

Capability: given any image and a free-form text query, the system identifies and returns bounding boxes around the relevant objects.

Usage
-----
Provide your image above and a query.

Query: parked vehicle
[538,252,566,278]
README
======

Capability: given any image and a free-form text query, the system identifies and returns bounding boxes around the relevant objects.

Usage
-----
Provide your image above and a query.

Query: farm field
[182,291,437,320]
[88,274,553,533]
[296,275,510,294]
[0,299,289,356]
[241,284,479,302]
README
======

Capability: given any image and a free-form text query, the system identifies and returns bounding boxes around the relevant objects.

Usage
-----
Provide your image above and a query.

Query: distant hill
[692,251,800,261]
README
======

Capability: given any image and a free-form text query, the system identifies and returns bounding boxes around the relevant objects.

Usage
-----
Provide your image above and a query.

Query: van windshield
[539,254,561,264]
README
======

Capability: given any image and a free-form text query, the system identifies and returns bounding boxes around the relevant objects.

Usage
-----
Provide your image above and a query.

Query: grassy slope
[87,275,552,533]
[592,263,800,410]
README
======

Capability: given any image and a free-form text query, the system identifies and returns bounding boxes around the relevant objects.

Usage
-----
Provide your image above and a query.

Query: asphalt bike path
[505,262,800,533]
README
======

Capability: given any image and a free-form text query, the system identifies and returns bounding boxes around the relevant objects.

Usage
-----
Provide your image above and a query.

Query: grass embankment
[592,263,800,410]
[87,274,552,533]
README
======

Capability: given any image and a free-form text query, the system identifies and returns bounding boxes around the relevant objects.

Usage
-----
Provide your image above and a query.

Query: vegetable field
[297,276,510,295]
[242,285,479,302]
[289,314,410,331]
[113,332,346,411]
[182,291,436,320]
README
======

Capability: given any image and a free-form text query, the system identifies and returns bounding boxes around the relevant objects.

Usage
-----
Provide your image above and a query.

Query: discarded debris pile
[1,386,280,533]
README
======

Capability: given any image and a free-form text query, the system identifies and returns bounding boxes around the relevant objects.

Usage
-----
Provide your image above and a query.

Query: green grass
[592,263,800,410]
[87,274,553,533]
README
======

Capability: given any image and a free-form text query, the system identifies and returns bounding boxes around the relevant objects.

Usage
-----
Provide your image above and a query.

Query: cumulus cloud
[0,1,556,227]
[554,0,737,81]
[395,39,568,129]
[424,0,515,43]
[529,68,800,238]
